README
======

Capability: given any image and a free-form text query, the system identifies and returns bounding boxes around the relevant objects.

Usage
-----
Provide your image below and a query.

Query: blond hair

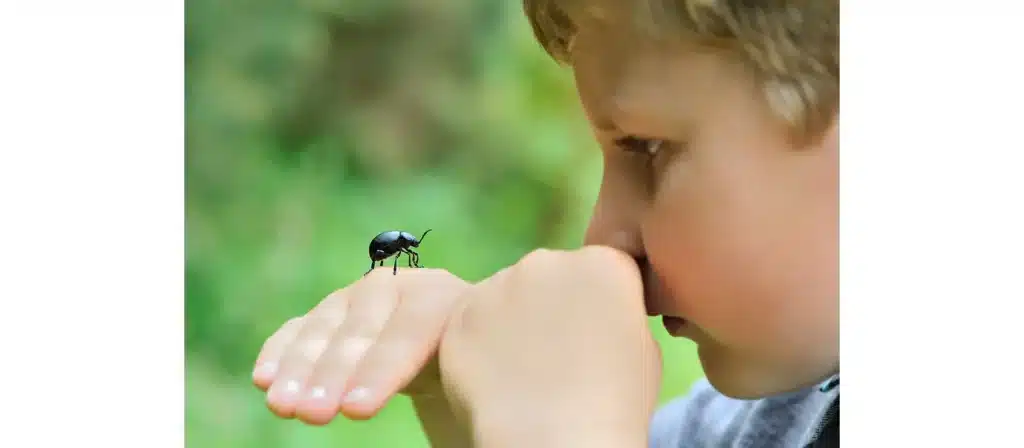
[523,0,838,143]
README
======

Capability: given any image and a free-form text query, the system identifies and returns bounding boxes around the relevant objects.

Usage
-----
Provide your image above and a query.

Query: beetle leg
[403,249,422,268]
[365,260,376,276]
[393,255,399,275]
[397,248,417,265]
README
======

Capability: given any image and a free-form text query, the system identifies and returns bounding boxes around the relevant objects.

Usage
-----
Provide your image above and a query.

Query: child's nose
[584,177,648,256]
[583,217,645,258]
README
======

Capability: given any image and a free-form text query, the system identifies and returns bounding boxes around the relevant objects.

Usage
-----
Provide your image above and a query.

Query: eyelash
[614,136,664,157]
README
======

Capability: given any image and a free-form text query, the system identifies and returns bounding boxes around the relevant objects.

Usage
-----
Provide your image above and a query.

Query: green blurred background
[185,0,704,446]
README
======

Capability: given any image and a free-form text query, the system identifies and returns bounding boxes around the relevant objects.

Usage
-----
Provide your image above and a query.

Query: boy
[252,0,839,446]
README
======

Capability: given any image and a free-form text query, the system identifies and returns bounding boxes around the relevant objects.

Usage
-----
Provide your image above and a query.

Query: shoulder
[648,379,752,448]
[648,378,838,448]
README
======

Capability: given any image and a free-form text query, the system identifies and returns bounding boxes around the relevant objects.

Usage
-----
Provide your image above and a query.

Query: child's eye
[614,136,664,157]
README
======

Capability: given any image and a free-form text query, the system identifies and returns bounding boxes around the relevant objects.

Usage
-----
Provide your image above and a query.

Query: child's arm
[437,246,659,447]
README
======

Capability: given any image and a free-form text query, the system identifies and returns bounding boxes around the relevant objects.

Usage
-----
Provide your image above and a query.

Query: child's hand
[438,246,662,447]
[252,268,469,425]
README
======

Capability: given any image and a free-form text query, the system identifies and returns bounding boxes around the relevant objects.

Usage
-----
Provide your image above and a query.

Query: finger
[264,288,353,418]
[335,271,467,420]
[291,274,402,425]
[253,316,305,390]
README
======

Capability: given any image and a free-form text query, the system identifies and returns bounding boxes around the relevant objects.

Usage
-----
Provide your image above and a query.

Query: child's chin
[699,351,828,399]
[701,368,774,399]
[696,347,778,399]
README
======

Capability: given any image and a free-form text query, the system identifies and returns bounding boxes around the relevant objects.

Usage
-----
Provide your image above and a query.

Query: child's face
[570,25,838,398]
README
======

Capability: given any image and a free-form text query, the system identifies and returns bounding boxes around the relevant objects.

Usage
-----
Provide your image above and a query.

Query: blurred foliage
[185,0,704,446]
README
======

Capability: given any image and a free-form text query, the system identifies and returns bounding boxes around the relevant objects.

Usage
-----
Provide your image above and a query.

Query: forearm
[473,429,646,448]
[415,398,647,448]
[471,414,648,448]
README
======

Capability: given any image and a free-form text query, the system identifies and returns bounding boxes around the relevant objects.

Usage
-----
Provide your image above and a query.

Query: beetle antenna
[419,229,433,243]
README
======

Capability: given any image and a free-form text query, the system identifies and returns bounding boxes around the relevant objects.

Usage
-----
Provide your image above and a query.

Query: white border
[843,1,1024,445]
[0,3,184,446]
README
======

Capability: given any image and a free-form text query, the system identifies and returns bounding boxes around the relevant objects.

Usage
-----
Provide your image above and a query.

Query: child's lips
[636,263,691,335]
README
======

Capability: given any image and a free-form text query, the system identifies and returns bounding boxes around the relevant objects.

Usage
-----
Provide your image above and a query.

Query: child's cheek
[647,220,773,339]
[646,183,801,348]
[647,183,836,363]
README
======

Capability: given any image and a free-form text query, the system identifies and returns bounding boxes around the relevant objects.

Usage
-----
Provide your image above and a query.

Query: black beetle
[365,229,432,275]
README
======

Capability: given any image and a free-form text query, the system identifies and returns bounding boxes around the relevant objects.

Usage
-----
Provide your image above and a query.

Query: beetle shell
[368,231,408,260]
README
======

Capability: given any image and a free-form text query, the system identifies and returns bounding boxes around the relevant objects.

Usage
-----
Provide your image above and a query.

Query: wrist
[472,411,648,448]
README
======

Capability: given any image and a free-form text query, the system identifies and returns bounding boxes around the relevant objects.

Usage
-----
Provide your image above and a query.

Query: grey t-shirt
[649,375,839,448]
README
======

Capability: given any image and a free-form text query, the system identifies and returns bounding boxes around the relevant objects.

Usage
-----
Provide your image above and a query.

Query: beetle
[365,229,432,275]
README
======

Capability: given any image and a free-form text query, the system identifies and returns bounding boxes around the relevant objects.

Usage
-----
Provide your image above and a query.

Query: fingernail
[342,387,372,404]
[308,386,328,400]
[253,362,278,379]
[270,379,301,400]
